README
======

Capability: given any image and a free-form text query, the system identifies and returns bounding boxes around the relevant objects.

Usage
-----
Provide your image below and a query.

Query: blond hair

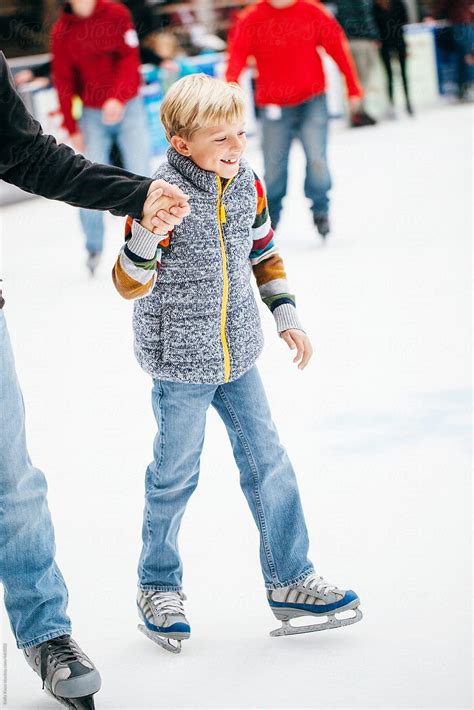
[160,74,245,142]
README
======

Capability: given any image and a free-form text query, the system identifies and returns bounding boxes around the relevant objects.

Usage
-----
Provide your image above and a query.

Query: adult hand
[70,130,85,154]
[102,98,125,125]
[14,69,34,86]
[348,96,363,114]
[280,329,313,370]
[146,179,191,235]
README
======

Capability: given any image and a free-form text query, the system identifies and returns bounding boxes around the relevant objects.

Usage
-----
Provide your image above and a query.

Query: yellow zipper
[216,175,233,382]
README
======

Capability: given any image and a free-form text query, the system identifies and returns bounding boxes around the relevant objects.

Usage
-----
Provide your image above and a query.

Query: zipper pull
[220,204,226,224]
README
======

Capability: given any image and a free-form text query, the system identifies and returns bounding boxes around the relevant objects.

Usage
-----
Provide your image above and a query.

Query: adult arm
[108,4,142,104]
[51,23,79,136]
[225,11,252,83]
[314,4,364,98]
[0,51,152,218]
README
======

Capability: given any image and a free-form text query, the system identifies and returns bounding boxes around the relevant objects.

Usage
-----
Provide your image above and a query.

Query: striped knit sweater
[112,148,303,384]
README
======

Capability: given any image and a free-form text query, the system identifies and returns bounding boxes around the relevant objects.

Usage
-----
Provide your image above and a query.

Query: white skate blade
[270,606,363,637]
[138,624,182,654]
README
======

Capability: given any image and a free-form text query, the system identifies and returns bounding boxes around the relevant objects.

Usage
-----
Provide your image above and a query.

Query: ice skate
[85,251,101,277]
[350,109,377,128]
[137,589,190,654]
[313,212,330,239]
[23,634,101,709]
[268,573,362,637]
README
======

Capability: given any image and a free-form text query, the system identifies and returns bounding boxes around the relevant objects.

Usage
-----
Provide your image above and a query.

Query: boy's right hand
[141,189,186,235]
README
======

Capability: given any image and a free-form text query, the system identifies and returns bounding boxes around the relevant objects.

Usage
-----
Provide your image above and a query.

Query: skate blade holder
[138,624,183,654]
[270,605,363,637]
[46,688,96,709]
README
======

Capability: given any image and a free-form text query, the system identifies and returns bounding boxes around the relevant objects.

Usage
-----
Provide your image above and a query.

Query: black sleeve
[0,52,152,219]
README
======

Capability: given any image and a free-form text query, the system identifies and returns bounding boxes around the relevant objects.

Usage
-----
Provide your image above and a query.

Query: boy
[112,74,362,653]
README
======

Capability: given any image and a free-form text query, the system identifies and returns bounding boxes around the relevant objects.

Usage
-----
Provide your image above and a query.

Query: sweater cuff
[273,303,305,334]
[127,220,162,259]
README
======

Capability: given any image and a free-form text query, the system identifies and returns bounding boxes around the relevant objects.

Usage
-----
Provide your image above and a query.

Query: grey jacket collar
[166,147,247,195]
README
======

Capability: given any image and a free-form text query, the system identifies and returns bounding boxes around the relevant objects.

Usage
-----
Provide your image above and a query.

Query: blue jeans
[0,312,71,648]
[261,93,332,226]
[138,366,314,591]
[452,24,474,94]
[79,96,150,254]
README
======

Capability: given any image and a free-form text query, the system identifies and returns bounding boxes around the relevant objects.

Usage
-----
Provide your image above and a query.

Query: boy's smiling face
[170,122,247,179]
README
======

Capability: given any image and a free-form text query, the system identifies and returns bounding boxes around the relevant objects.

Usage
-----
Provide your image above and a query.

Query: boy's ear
[170,135,191,156]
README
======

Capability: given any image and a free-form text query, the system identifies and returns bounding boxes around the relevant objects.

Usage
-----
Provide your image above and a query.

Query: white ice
[0,104,472,709]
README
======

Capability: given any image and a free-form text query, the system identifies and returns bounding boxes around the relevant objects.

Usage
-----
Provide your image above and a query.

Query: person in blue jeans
[226,0,364,239]
[0,50,189,707]
[113,74,363,654]
[51,0,152,275]
[260,94,332,235]
[78,96,151,273]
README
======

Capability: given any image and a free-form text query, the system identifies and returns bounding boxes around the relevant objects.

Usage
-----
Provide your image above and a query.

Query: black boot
[350,110,377,128]
[313,212,330,239]
[24,635,101,709]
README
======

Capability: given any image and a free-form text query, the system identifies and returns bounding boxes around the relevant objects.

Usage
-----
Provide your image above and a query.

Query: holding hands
[144,179,191,235]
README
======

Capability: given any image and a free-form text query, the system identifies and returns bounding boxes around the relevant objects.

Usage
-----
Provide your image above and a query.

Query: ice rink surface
[0,103,472,709]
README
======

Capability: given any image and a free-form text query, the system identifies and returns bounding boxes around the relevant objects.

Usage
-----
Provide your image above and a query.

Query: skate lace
[149,591,185,616]
[41,636,87,685]
[301,574,338,596]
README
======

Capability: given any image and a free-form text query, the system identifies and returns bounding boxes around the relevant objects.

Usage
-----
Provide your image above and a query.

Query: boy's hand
[140,189,177,233]
[145,179,191,235]
[280,329,313,370]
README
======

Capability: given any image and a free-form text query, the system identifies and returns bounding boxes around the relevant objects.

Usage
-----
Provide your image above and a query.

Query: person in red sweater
[226,0,363,238]
[52,0,150,274]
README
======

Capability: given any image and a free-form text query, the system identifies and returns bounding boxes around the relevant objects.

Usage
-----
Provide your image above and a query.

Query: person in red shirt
[52,0,150,274]
[226,0,364,238]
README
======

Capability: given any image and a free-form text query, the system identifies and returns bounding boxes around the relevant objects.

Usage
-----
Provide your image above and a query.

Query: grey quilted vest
[133,148,264,384]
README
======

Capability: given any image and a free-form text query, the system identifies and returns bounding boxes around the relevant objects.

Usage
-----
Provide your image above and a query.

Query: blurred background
[1,0,472,205]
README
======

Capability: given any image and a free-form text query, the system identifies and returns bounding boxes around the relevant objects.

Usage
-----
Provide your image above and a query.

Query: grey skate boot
[268,573,362,637]
[313,212,330,239]
[137,589,191,654]
[23,634,101,708]
[85,251,101,277]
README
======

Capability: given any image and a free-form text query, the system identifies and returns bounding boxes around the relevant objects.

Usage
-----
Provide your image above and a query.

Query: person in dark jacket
[336,0,379,126]
[0,51,188,709]
[373,0,414,115]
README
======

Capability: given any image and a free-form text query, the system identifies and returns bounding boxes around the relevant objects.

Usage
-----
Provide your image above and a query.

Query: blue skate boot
[137,589,190,654]
[267,573,362,637]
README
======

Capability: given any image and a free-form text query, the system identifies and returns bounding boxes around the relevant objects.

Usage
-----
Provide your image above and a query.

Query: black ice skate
[313,212,330,239]
[23,634,101,709]
[350,110,377,128]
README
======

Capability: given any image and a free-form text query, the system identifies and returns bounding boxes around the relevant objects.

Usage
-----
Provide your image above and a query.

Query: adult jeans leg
[452,24,474,96]
[116,96,151,177]
[138,379,216,591]
[0,312,71,648]
[298,94,332,216]
[261,106,295,227]
[79,108,113,254]
[211,366,313,589]
[380,44,394,104]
